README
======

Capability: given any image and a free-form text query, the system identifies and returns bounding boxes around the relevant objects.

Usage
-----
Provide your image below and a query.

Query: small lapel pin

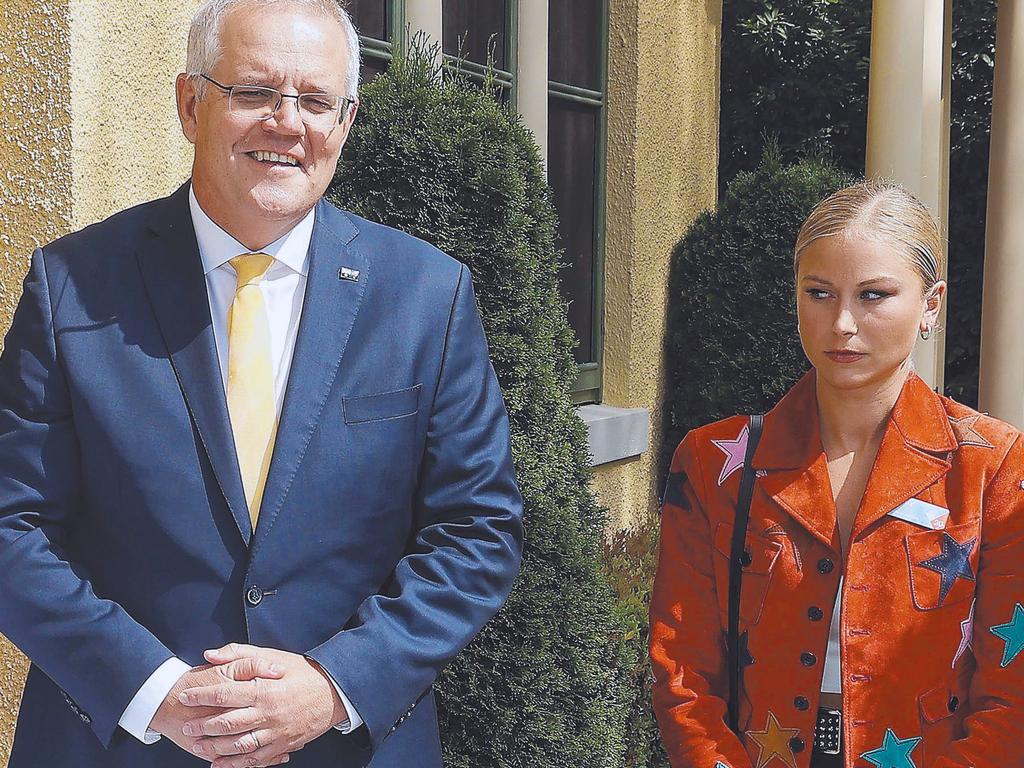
[338,267,360,282]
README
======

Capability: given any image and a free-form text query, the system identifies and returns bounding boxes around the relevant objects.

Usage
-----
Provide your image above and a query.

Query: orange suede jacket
[651,371,1024,768]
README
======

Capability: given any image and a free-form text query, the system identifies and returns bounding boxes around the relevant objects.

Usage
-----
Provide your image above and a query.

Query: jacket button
[794,696,809,711]
[817,558,835,574]
[789,736,805,753]
[948,695,959,712]
[807,606,824,621]
[800,652,817,667]
[739,550,753,567]
[246,586,264,606]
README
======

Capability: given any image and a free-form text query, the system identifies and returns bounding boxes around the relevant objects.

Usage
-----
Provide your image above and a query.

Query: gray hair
[186,0,360,99]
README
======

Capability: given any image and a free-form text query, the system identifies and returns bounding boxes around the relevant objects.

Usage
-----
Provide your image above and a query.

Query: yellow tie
[226,253,276,528]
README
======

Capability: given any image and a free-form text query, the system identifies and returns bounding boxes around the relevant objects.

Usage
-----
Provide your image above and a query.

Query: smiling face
[176,3,357,248]
[796,232,945,395]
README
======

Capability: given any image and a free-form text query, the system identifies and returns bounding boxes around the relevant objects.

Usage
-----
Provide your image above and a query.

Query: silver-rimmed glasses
[199,74,356,128]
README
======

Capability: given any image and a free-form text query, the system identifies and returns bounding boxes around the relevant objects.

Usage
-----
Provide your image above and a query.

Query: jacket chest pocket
[712,522,784,628]
[343,384,421,424]
[905,522,978,611]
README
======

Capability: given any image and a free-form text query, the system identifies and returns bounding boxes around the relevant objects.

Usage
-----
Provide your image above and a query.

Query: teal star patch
[991,602,1024,668]
[860,729,921,768]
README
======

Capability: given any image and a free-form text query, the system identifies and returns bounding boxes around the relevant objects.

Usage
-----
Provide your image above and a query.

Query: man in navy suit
[0,1,523,766]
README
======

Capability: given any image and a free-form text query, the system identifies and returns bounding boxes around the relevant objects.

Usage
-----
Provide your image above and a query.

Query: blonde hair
[793,181,942,293]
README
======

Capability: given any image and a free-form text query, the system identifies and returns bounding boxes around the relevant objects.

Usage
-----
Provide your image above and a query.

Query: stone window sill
[577,405,650,467]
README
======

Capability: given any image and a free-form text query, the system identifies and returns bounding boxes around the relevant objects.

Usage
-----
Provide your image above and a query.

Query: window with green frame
[547,0,608,403]
[441,1,517,103]
[347,0,404,84]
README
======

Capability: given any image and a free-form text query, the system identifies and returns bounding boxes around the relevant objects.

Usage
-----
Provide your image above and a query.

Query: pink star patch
[953,599,975,668]
[712,425,749,486]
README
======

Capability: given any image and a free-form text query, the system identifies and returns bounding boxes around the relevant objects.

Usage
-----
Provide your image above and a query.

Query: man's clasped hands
[150,643,348,768]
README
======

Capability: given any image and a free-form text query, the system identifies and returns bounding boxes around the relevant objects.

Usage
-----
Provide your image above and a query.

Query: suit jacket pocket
[917,669,970,765]
[712,521,783,628]
[343,384,422,424]
[905,522,978,611]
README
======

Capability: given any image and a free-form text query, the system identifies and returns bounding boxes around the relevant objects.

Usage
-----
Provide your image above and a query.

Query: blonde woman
[651,182,1024,768]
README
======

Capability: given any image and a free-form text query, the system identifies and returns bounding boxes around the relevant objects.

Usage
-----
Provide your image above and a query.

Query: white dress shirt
[117,186,362,743]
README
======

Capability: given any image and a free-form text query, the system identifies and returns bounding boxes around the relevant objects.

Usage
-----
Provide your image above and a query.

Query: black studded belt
[813,707,842,757]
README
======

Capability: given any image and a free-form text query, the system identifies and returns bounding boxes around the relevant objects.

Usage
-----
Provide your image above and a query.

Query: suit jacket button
[739,550,753,568]
[817,558,835,575]
[807,606,824,621]
[794,696,809,711]
[949,695,959,712]
[246,586,264,606]
[800,652,817,667]
[789,736,805,753]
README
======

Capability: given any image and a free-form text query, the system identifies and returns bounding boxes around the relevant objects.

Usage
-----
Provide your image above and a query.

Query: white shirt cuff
[319,668,363,733]
[119,657,192,744]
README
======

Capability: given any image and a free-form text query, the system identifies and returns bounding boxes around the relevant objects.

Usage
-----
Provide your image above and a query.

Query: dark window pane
[359,57,388,85]
[347,0,388,41]
[549,0,602,90]
[548,98,599,364]
[442,0,507,70]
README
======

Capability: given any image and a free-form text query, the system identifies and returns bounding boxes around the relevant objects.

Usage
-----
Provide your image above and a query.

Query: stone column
[866,0,952,390]
[404,0,443,61]
[515,0,548,169]
[978,1,1024,428]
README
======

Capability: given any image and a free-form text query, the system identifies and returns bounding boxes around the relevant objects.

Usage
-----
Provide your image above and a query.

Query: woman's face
[796,233,945,394]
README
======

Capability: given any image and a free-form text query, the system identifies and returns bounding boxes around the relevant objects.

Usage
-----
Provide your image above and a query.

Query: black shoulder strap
[727,414,764,734]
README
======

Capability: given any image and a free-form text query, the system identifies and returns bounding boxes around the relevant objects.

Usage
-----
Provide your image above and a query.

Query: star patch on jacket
[991,602,1024,668]
[745,711,799,768]
[948,414,994,449]
[915,532,977,606]
[860,729,922,768]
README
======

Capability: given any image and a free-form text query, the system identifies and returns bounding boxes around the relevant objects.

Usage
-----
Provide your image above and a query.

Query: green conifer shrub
[327,44,631,768]
[661,150,851,470]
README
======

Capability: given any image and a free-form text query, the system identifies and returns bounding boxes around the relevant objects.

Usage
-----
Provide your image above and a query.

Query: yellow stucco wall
[68,0,197,228]
[0,0,197,761]
[595,0,722,530]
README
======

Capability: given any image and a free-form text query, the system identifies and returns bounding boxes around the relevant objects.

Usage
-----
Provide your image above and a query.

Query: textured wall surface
[69,0,197,227]
[0,1,198,762]
[593,0,722,530]
[0,0,73,762]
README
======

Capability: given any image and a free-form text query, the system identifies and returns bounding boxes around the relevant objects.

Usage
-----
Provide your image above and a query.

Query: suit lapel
[752,371,957,547]
[250,201,365,551]
[135,184,253,544]
[753,372,838,549]
[851,373,956,539]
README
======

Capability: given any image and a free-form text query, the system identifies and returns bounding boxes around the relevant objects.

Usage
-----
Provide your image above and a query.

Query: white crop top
[821,577,843,694]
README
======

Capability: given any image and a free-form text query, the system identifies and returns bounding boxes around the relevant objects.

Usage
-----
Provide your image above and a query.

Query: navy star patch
[661,471,688,510]
[917,532,976,606]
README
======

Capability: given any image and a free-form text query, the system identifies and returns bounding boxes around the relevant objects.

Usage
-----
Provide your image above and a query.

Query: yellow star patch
[948,414,994,449]
[746,711,800,768]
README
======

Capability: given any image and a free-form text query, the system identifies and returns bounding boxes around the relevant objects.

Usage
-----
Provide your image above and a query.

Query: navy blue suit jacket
[0,183,523,767]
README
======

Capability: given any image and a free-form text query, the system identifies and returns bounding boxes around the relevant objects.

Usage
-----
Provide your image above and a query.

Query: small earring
[920,325,933,341]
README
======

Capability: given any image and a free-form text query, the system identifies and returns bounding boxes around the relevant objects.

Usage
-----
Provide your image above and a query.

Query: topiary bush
[660,149,852,465]
[327,42,632,768]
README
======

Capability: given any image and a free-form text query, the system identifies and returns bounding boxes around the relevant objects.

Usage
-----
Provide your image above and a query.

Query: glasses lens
[298,94,342,127]
[228,86,279,119]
